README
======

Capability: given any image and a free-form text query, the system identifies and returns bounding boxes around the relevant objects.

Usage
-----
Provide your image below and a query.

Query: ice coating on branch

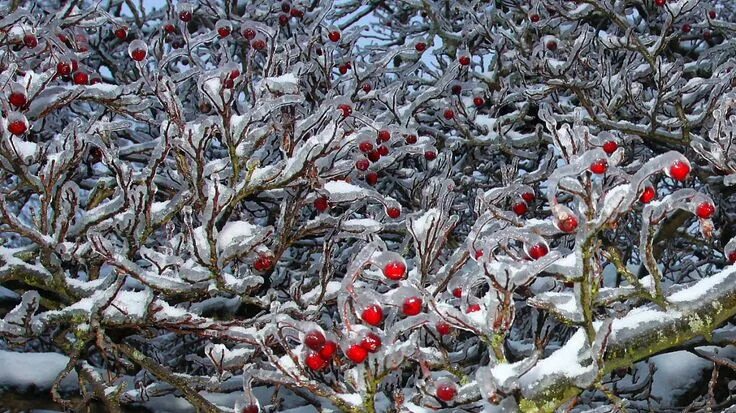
[477,355,539,398]
[247,123,342,189]
[529,291,583,323]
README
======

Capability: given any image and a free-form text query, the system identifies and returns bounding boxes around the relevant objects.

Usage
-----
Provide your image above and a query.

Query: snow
[491,362,519,385]
[102,290,152,321]
[0,350,78,392]
[612,306,681,332]
[518,328,595,391]
[217,220,257,251]
[301,281,341,303]
[7,136,37,159]
[264,73,299,94]
[668,265,736,303]
[342,218,382,233]
[649,351,712,406]
[324,180,363,195]
[336,393,363,406]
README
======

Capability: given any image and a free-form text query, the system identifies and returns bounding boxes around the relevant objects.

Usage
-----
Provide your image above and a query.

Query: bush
[1,0,736,412]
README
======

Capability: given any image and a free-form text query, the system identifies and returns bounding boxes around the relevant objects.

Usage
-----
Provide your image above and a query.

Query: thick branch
[518,265,736,412]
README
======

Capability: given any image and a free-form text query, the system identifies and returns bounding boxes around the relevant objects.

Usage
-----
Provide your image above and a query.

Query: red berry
[557,214,578,233]
[115,27,128,40]
[7,120,27,136]
[362,83,372,93]
[436,383,457,402]
[365,171,378,186]
[230,69,240,79]
[458,55,471,66]
[278,14,289,26]
[424,150,437,161]
[89,147,103,164]
[339,104,352,117]
[387,207,401,219]
[377,146,389,156]
[530,14,540,23]
[695,202,715,219]
[361,304,383,326]
[164,23,176,33]
[252,39,267,50]
[512,201,528,216]
[602,140,618,155]
[23,34,37,48]
[466,303,481,313]
[452,288,462,298]
[243,28,257,40]
[328,31,341,42]
[339,64,349,75]
[546,40,558,51]
[9,92,27,108]
[528,243,549,260]
[377,129,391,142]
[682,24,692,33]
[73,71,89,85]
[241,404,259,413]
[669,160,690,181]
[521,192,535,203]
[415,42,426,52]
[443,109,455,120]
[319,340,337,359]
[367,150,380,162]
[304,330,326,351]
[436,322,452,335]
[253,254,274,272]
[218,26,232,37]
[475,249,484,259]
[179,11,193,22]
[359,141,374,153]
[383,261,406,280]
[405,134,417,144]
[655,0,666,6]
[355,159,370,171]
[473,96,485,107]
[402,296,423,316]
[305,352,327,370]
[345,344,368,363]
[360,332,382,353]
[451,84,462,95]
[314,196,329,212]
[589,159,608,174]
[709,10,716,19]
[640,186,656,203]
[71,60,79,72]
[130,48,146,62]
[57,62,72,76]
[281,2,291,13]
[728,251,736,264]
[704,31,713,41]
[290,8,304,18]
